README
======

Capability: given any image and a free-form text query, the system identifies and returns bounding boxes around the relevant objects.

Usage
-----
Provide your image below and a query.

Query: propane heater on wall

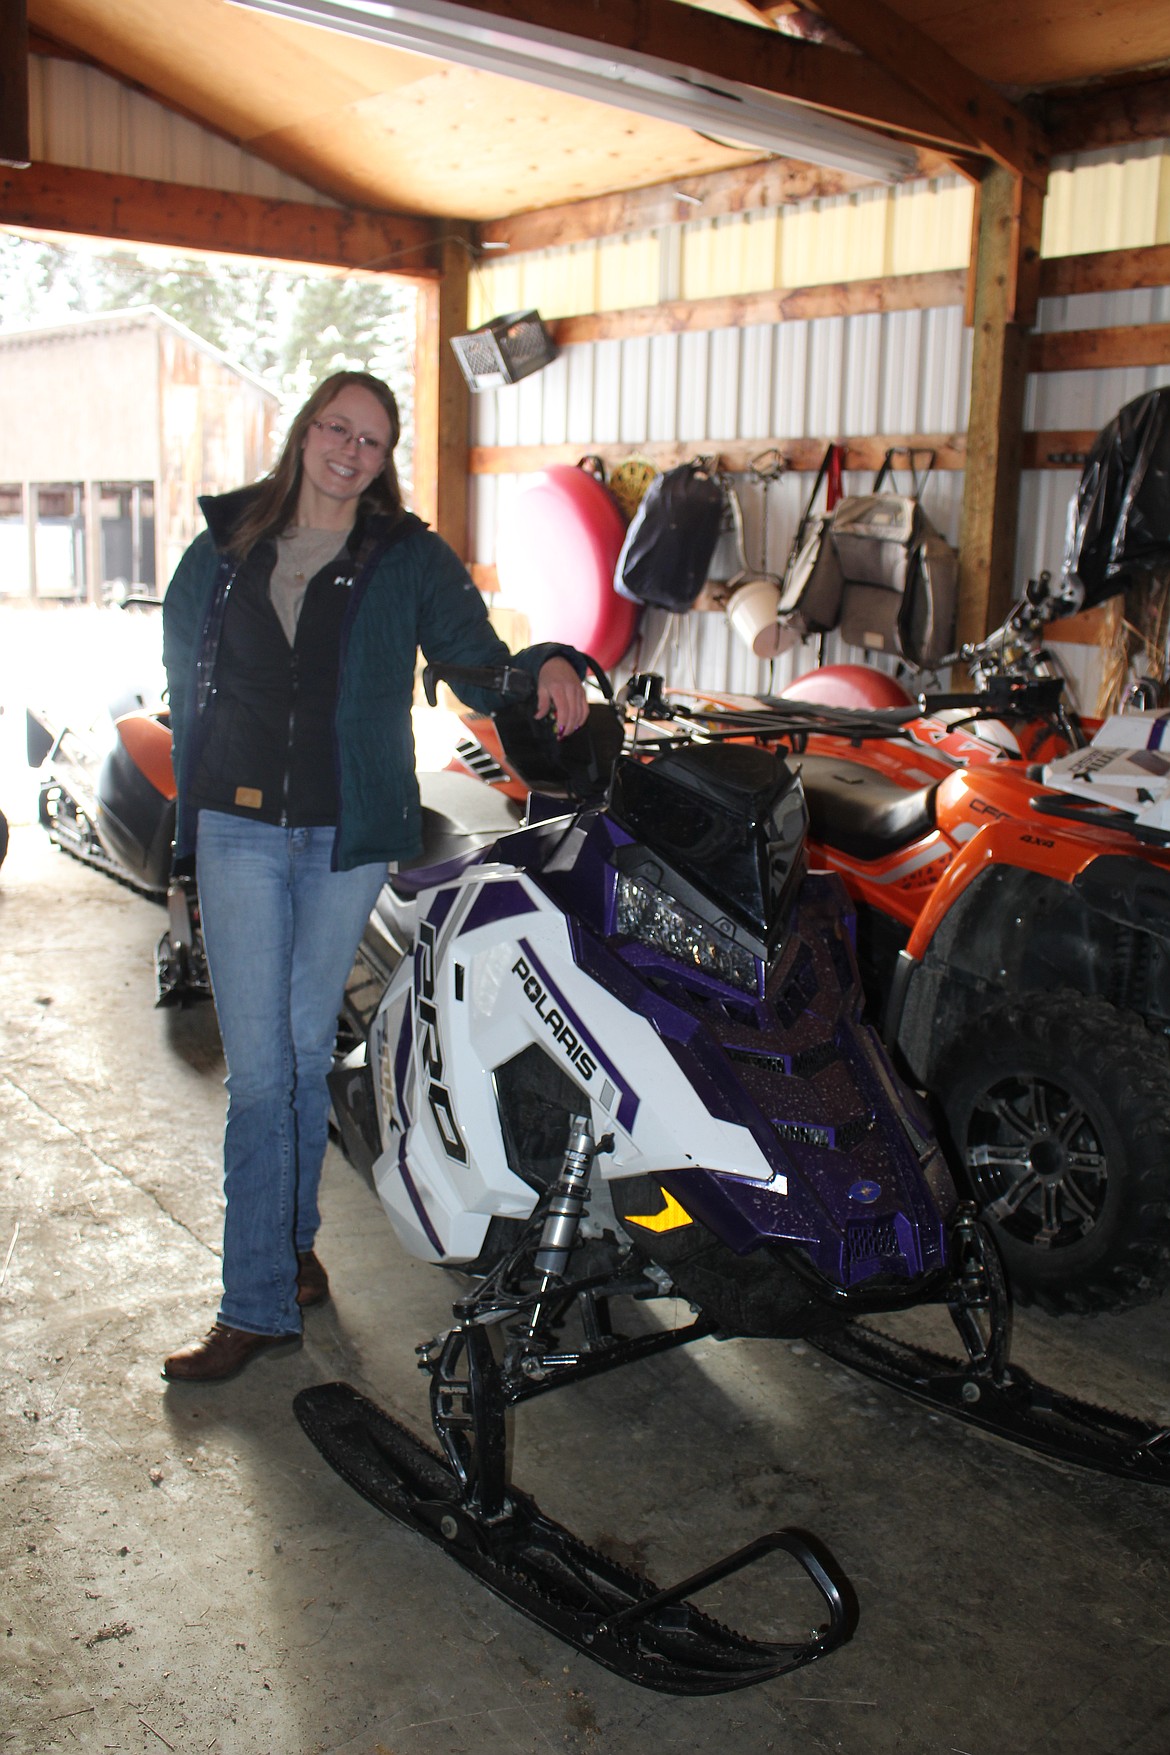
[449,310,558,392]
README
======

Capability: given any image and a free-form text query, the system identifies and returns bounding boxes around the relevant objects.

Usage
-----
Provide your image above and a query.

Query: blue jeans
[196,811,387,1336]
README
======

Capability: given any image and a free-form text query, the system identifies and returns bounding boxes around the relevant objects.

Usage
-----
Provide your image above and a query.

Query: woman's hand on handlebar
[536,657,589,738]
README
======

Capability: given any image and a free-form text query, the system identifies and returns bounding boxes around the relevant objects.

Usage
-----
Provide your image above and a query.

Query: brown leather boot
[296,1250,330,1308]
[162,1323,301,1382]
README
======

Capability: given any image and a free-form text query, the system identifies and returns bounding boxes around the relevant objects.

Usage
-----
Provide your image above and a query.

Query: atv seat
[792,754,937,859]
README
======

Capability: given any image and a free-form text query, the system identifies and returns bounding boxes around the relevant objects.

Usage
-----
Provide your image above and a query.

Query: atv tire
[939,991,1170,1315]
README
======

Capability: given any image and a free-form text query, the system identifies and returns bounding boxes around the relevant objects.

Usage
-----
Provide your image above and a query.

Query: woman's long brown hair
[227,371,403,558]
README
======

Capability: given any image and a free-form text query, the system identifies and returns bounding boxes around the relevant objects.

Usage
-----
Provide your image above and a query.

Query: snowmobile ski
[294,1380,854,1695]
[812,1324,1170,1485]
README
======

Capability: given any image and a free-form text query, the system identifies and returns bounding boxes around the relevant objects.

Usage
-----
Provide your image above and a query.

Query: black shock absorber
[533,1114,596,1282]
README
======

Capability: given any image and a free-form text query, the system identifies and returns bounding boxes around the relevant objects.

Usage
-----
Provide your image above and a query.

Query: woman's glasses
[310,418,388,460]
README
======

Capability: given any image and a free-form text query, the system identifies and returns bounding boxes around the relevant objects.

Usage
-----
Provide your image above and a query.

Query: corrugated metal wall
[472,174,975,696]
[473,305,971,695]
[27,54,334,203]
[17,57,1170,705]
[473,145,1170,703]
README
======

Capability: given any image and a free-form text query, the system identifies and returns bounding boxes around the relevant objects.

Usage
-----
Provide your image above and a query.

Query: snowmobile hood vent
[610,743,808,946]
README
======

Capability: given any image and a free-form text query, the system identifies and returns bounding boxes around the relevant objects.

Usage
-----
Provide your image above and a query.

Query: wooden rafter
[800,0,1049,182]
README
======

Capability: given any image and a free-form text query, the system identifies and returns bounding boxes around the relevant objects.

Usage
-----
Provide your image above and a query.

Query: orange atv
[771,591,1170,1317]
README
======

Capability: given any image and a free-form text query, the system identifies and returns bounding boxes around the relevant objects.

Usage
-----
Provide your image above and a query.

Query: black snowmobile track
[812,1325,1170,1484]
[46,816,167,899]
[294,1381,854,1694]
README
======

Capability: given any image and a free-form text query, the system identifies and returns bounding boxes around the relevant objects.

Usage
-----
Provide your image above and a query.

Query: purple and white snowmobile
[301,663,1170,1696]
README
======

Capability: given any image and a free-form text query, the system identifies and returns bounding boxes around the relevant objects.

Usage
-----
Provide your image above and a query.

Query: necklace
[281,526,343,585]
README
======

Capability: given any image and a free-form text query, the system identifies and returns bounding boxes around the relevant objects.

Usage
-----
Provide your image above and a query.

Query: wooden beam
[956,164,1042,645]
[470,432,966,475]
[803,0,1048,183]
[434,0,975,151]
[479,159,878,253]
[1028,323,1170,374]
[478,145,961,252]
[1021,431,1096,470]
[0,161,439,276]
[1040,243,1170,300]
[1043,604,1110,646]
[1038,73,1170,155]
[471,431,1113,475]
[1007,171,1045,326]
[548,268,966,346]
[0,0,30,170]
[414,229,473,558]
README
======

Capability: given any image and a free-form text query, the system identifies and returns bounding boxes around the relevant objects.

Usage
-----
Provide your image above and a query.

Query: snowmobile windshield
[608,742,809,949]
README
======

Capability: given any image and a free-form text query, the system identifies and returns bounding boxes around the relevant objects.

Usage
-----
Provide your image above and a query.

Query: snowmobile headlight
[616,871,759,993]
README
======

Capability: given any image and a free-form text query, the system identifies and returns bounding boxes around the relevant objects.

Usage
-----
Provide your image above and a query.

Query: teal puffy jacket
[163,488,583,870]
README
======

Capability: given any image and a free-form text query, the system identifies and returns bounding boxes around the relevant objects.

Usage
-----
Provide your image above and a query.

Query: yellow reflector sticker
[624,1187,694,1233]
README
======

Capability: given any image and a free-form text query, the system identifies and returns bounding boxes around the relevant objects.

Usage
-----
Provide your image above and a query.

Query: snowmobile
[26,671,206,1007]
[304,659,1170,1698]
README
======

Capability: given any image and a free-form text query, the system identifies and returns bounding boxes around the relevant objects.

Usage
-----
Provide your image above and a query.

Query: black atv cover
[1063,388,1170,608]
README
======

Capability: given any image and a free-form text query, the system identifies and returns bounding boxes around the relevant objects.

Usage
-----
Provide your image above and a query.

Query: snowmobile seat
[370,771,523,950]
[791,753,937,860]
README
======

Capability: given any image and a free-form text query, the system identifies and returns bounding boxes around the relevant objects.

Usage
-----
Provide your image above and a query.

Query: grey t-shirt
[270,527,347,643]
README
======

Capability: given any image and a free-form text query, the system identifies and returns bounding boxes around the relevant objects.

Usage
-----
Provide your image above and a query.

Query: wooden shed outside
[0,305,278,600]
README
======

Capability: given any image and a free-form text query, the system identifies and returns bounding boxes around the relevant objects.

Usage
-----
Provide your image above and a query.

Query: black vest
[188,539,353,828]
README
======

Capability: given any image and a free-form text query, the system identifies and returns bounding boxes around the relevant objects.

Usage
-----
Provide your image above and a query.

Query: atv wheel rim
[964,1073,1108,1251]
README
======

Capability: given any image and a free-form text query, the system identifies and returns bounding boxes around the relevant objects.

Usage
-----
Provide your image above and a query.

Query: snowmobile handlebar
[422,660,537,709]
[422,654,615,712]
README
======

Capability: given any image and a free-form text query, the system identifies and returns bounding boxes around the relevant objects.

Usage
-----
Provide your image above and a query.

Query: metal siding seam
[566,344,599,449]
[647,331,680,442]
[619,335,652,447]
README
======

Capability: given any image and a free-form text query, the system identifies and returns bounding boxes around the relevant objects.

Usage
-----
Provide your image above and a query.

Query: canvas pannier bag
[775,444,845,637]
[776,449,958,667]
[614,459,727,609]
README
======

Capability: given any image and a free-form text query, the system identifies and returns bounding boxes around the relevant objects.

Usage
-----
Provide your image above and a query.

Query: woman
[161,370,587,1382]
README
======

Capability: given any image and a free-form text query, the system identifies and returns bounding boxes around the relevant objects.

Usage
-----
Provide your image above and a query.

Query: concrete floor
[4,821,1170,1755]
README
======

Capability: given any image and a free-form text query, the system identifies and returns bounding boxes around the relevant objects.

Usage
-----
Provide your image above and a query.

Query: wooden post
[414,228,472,560]
[84,480,102,606]
[25,481,37,599]
[0,0,30,170]
[956,164,1045,645]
